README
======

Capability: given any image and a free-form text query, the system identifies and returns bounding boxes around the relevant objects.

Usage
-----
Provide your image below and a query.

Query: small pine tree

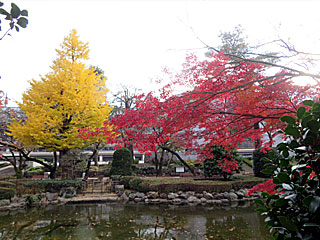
[110,147,133,176]
[252,149,272,178]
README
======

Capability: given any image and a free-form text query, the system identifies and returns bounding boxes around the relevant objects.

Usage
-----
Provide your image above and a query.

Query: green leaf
[15,25,19,32]
[256,208,267,213]
[297,107,306,119]
[282,149,289,158]
[289,140,299,149]
[278,172,290,183]
[274,198,287,207]
[307,120,320,133]
[309,196,320,213]
[302,115,313,128]
[17,17,28,28]
[0,8,9,16]
[9,22,14,29]
[284,126,300,138]
[303,100,314,107]
[303,195,313,207]
[278,216,298,232]
[268,150,275,159]
[21,9,28,16]
[10,2,20,18]
[261,166,276,175]
[0,2,4,7]
[254,199,264,206]
[280,116,296,124]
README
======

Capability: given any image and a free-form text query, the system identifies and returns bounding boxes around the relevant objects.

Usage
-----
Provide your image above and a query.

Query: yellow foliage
[9,29,113,151]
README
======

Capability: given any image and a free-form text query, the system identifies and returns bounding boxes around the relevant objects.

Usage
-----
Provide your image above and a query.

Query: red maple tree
[80,52,319,175]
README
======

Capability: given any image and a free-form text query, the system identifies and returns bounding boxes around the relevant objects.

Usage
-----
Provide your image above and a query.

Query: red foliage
[247,179,276,196]
[80,52,319,163]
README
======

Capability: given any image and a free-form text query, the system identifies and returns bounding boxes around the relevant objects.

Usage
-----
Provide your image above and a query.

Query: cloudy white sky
[1,0,320,106]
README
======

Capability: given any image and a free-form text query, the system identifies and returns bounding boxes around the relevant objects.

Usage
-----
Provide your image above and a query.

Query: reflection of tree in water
[204,210,271,240]
[0,204,271,240]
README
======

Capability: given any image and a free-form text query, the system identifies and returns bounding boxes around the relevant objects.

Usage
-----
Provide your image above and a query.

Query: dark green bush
[110,147,133,176]
[253,100,320,239]
[0,180,16,200]
[120,176,136,188]
[252,149,272,178]
[22,179,82,193]
[128,177,143,190]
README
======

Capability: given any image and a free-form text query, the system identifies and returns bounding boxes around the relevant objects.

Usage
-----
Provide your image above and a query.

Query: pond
[0,203,271,240]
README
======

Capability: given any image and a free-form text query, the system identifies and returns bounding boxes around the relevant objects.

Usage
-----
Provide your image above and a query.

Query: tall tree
[9,29,114,178]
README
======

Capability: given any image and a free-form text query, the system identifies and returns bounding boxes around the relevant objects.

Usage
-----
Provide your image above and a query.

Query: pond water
[0,203,271,240]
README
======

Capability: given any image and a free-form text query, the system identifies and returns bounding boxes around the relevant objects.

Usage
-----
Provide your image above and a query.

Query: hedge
[22,179,82,193]
[120,176,265,193]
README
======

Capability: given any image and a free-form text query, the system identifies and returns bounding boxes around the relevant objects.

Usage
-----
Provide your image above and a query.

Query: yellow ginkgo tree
[9,29,114,178]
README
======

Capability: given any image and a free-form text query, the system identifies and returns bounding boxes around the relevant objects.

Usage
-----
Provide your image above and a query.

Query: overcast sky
[1,0,320,106]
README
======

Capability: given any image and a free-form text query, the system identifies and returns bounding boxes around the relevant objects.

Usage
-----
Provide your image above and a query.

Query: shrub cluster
[120,176,263,193]
[0,181,16,200]
[22,179,82,193]
[110,147,133,176]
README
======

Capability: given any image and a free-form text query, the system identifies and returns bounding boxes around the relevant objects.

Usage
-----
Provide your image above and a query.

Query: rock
[115,185,124,195]
[134,197,143,202]
[0,199,10,207]
[120,193,129,201]
[135,192,145,198]
[186,191,195,196]
[203,192,214,200]
[179,193,188,199]
[215,193,224,200]
[221,199,230,205]
[200,197,207,203]
[9,202,25,209]
[229,192,238,201]
[212,200,222,205]
[172,198,182,205]
[236,191,245,199]
[147,191,159,199]
[168,193,179,200]
[59,187,76,198]
[129,193,136,200]
[159,199,169,204]
[195,193,203,198]
[187,196,201,204]
[159,193,167,199]
[46,192,58,201]
[151,199,160,203]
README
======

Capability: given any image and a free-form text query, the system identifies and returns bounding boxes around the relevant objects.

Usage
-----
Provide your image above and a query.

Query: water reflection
[0,203,271,240]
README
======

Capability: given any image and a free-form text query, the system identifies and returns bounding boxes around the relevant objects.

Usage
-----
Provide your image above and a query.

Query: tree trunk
[157,150,164,176]
[49,151,58,179]
[160,146,196,176]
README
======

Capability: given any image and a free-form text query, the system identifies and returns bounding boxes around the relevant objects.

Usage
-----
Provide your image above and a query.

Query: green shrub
[75,160,87,171]
[110,147,133,176]
[102,168,111,177]
[252,149,272,178]
[89,166,99,172]
[128,177,143,190]
[252,100,320,239]
[27,166,44,173]
[120,176,136,188]
[22,179,82,193]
